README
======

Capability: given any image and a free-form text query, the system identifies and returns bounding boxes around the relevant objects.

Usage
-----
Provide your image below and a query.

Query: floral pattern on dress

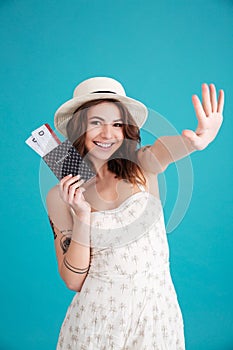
[56,189,185,350]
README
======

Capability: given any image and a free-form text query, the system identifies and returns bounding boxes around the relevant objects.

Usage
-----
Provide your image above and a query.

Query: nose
[100,123,112,139]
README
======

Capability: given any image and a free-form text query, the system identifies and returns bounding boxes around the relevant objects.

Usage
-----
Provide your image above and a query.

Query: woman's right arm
[46,175,92,292]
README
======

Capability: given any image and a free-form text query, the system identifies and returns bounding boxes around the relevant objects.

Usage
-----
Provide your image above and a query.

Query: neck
[89,156,111,180]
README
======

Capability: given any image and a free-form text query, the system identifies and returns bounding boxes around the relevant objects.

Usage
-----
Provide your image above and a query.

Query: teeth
[95,142,113,148]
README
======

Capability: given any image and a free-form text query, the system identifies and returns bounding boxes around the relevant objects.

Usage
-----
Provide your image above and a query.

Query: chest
[84,179,142,212]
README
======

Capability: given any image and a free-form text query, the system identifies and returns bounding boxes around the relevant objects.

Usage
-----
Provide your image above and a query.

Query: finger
[59,174,72,191]
[59,174,73,200]
[59,175,81,203]
[182,129,199,143]
[73,187,85,205]
[209,84,217,113]
[68,179,85,202]
[217,89,224,114]
[68,179,85,204]
[63,174,81,193]
[68,180,83,203]
[192,94,206,128]
[202,83,212,116]
[182,129,206,150]
[74,187,86,202]
[60,173,73,186]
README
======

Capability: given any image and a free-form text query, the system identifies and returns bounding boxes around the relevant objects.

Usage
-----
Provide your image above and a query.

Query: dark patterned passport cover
[43,139,96,181]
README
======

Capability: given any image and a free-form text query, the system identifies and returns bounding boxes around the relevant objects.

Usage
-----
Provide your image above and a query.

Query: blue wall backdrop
[1,0,232,349]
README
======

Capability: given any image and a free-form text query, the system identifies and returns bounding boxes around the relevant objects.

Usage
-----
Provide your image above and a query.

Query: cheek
[84,131,94,149]
[85,128,97,141]
[117,128,124,139]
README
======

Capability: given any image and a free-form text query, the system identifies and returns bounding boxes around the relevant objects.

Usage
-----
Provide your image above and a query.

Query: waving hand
[182,83,224,150]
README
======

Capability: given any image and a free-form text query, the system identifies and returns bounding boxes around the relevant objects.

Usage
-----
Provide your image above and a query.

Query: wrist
[70,207,91,222]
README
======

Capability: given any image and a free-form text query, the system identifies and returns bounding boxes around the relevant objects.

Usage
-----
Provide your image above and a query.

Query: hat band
[92,90,116,94]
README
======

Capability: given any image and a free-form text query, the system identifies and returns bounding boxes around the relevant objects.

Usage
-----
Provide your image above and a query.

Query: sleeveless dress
[56,185,185,350]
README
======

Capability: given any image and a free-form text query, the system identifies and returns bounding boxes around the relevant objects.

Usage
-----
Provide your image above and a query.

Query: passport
[43,139,96,181]
[26,124,96,182]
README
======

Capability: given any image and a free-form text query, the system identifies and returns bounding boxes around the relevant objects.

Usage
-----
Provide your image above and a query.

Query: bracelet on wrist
[63,256,89,274]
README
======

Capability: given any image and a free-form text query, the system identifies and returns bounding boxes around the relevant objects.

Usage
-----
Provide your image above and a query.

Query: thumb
[182,129,198,142]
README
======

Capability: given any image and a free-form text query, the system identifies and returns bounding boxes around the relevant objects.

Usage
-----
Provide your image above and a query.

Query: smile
[93,141,115,149]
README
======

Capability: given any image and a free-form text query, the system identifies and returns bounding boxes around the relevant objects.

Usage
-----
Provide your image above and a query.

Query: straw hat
[54,77,148,137]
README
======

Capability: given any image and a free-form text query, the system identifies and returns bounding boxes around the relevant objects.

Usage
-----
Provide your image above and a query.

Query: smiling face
[84,101,124,161]
[66,99,145,185]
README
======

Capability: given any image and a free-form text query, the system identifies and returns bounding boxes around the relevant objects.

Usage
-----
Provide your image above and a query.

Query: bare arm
[46,175,92,292]
[138,83,224,173]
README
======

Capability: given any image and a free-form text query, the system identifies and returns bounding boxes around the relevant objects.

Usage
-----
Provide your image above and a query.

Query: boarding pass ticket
[25,124,61,156]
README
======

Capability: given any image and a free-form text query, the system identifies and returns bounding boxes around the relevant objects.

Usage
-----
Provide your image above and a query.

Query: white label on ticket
[25,135,45,156]
[31,124,60,155]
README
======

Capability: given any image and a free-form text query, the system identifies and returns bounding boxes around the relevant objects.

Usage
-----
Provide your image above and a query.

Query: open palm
[182,83,224,150]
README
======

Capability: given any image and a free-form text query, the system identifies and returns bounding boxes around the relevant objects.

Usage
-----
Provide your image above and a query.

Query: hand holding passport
[25,124,96,182]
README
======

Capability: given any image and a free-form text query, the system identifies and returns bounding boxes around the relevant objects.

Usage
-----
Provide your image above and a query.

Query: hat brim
[54,93,148,137]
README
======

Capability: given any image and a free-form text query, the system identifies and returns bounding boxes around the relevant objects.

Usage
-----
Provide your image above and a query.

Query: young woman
[47,77,224,349]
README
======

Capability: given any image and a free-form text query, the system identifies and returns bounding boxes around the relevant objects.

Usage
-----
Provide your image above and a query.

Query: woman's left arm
[138,83,224,173]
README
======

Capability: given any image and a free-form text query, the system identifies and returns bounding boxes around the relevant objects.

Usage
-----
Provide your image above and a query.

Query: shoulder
[46,185,61,207]
[46,185,60,202]
[46,184,69,214]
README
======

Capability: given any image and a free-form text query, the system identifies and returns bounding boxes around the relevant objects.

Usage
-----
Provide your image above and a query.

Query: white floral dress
[56,185,185,350]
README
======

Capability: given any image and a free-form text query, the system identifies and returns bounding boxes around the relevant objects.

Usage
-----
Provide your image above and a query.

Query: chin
[89,151,116,162]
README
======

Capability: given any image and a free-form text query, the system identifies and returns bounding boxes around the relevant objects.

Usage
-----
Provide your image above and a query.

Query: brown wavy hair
[66,98,146,186]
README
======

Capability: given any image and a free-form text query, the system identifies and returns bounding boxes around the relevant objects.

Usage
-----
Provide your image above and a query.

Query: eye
[113,122,123,127]
[90,120,101,126]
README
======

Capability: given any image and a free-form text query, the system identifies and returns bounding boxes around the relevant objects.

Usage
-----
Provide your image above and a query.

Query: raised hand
[182,83,224,150]
[59,174,91,215]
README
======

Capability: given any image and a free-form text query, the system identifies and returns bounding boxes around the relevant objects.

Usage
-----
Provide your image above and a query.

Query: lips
[93,141,115,149]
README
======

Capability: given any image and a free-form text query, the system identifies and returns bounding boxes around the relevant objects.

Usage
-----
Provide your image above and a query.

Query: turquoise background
[1,0,232,349]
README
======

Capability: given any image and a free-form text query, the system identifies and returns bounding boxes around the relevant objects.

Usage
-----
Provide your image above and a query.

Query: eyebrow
[89,116,123,122]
